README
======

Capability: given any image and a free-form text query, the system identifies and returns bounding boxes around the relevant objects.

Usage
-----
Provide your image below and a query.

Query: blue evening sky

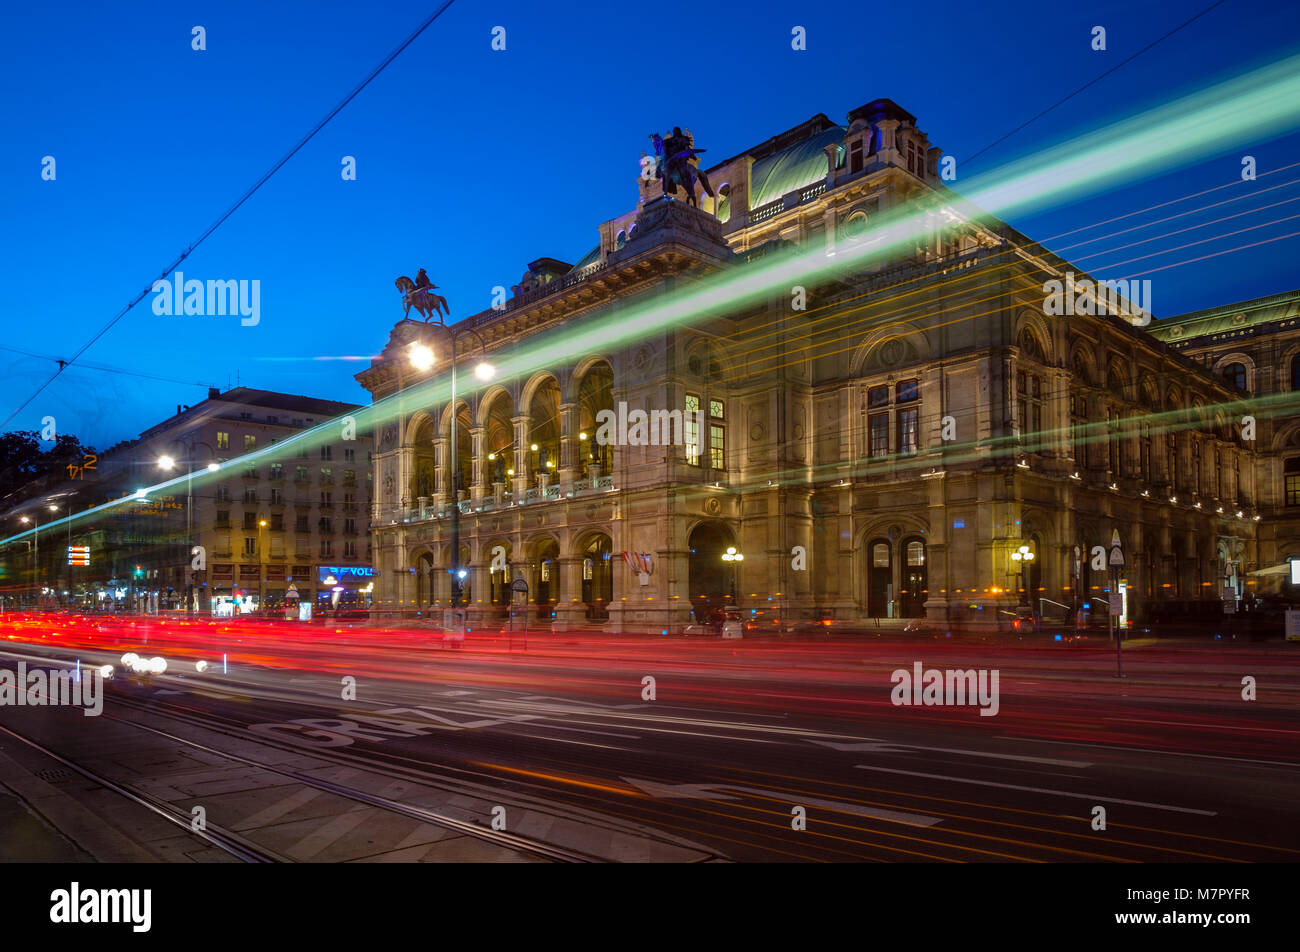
[3,0,1299,449]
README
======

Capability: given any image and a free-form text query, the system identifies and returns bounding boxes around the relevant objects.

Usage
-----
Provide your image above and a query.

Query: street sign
[1286,611,1300,641]
[1108,592,1123,614]
[66,546,89,566]
[1109,530,1124,566]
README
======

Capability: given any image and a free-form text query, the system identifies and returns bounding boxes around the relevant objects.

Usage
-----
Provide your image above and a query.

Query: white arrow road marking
[622,778,739,800]
[622,777,941,826]
[855,766,1217,815]
[811,740,1092,767]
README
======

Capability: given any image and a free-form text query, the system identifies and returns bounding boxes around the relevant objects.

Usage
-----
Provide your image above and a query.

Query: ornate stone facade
[358,99,1265,631]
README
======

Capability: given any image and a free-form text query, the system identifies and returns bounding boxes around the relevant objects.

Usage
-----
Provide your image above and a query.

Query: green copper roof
[1147,288,1300,343]
[748,125,845,209]
[568,244,601,272]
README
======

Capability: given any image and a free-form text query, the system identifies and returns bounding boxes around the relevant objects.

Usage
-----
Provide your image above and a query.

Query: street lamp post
[1010,543,1035,608]
[409,324,495,613]
[721,545,743,601]
[159,442,219,615]
[258,519,268,615]
[19,504,58,606]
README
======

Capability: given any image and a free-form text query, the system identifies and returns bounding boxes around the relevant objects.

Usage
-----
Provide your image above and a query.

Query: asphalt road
[2,616,1298,862]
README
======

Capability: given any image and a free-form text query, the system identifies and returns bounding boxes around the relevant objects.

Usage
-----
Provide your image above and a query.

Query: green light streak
[4,50,1299,549]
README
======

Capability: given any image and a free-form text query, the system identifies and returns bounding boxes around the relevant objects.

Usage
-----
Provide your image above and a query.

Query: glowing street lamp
[408,322,494,610]
[1010,544,1035,606]
[721,546,743,601]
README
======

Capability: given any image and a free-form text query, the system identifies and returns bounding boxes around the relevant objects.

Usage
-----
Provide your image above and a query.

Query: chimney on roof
[208,387,220,399]
[176,405,182,416]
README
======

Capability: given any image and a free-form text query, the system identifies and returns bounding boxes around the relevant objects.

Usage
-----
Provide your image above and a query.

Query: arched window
[615,230,627,250]
[716,185,731,224]
[866,539,891,618]
[900,537,927,618]
[1222,363,1247,391]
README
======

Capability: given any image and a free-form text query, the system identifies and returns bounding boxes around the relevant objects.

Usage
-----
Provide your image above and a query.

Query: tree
[0,431,96,503]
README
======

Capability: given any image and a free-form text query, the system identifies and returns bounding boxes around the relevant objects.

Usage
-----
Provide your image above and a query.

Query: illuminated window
[868,386,889,408]
[216,432,229,449]
[710,399,724,420]
[244,435,256,450]
[710,424,725,469]
[295,465,309,481]
[872,543,890,568]
[270,463,282,479]
[716,185,731,224]
[896,380,919,403]
[897,408,918,455]
[243,537,256,556]
[685,393,701,465]
[869,414,889,457]
[906,540,925,566]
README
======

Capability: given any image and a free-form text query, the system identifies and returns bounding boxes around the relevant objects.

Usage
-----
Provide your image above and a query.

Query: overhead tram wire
[1049,169,1300,251]
[0,0,460,431]
[963,0,1227,167]
[683,171,1300,365]
[0,345,220,391]
[758,224,1300,380]
[7,54,1300,548]
[713,180,1300,372]
[747,216,1300,380]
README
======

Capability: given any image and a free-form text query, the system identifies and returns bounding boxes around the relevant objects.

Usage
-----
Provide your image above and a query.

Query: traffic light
[134,565,143,578]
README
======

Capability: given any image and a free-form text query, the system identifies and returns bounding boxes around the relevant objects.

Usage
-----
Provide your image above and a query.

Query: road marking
[1104,716,1300,735]
[622,777,941,827]
[811,739,1091,768]
[1002,735,1300,769]
[854,765,1217,815]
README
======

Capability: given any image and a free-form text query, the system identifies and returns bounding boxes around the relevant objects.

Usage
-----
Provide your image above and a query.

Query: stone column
[558,402,578,491]
[512,416,530,498]
[470,426,486,499]
[433,438,449,504]
[552,556,584,631]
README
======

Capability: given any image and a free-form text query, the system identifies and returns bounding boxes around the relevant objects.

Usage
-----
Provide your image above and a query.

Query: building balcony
[378,474,616,526]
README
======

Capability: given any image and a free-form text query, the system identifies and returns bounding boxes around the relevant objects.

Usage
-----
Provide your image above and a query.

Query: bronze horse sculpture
[394,275,450,322]
[655,127,715,208]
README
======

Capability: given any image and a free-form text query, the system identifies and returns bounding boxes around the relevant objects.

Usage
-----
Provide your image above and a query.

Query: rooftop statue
[394,268,450,322]
[651,126,714,208]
